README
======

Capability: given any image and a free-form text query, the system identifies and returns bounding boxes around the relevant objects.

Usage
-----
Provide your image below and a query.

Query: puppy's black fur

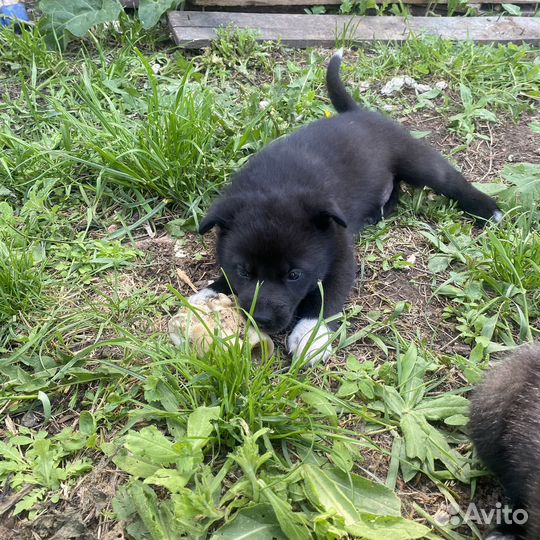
[199,53,501,336]
[469,343,540,540]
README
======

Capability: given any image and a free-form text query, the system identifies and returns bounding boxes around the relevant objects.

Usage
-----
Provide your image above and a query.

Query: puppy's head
[199,193,347,333]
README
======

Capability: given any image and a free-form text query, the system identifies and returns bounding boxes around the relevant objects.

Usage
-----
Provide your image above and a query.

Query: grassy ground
[1,18,539,540]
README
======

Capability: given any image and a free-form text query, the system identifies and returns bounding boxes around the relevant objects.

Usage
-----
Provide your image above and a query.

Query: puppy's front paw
[288,318,333,366]
[188,287,219,305]
[485,530,517,540]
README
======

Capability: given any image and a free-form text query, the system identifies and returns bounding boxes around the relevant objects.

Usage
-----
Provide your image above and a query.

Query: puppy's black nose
[253,313,274,331]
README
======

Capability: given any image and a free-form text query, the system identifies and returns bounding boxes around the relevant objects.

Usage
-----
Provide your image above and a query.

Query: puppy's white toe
[288,318,333,366]
[188,288,218,305]
[493,210,503,224]
[485,531,517,540]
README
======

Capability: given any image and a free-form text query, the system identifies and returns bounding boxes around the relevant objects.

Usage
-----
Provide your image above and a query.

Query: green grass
[0,20,539,540]
[0,239,44,326]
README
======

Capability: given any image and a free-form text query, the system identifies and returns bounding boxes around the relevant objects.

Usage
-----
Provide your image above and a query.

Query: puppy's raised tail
[326,49,358,114]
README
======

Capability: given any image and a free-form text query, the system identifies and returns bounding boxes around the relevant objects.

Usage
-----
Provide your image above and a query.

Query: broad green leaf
[303,465,428,540]
[479,314,498,342]
[470,342,486,364]
[418,231,459,255]
[33,439,59,489]
[187,406,220,451]
[472,182,509,196]
[230,428,273,498]
[399,440,419,483]
[346,513,430,540]
[171,490,213,538]
[53,428,87,452]
[13,488,46,516]
[444,414,469,426]
[259,480,312,540]
[476,335,491,348]
[0,201,14,219]
[415,395,469,420]
[501,3,521,14]
[386,436,402,490]
[400,412,428,461]
[138,0,179,29]
[125,481,169,540]
[144,468,191,492]
[346,355,363,372]
[322,467,401,517]
[63,459,93,478]
[459,84,472,108]
[0,461,21,474]
[501,162,540,203]
[143,376,181,412]
[40,0,122,37]
[472,108,497,123]
[330,441,354,473]
[358,379,375,400]
[8,436,34,446]
[403,412,469,482]
[210,504,285,540]
[427,254,451,273]
[403,376,426,409]
[336,380,359,397]
[398,344,427,406]
[37,391,52,421]
[0,441,23,463]
[301,390,338,425]
[410,130,431,139]
[124,426,180,466]
[79,411,96,437]
[397,343,417,390]
[382,386,405,417]
[418,88,440,99]
[313,511,348,540]
[302,465,360,527]
[110,450,161,478]
[112,483,137,520]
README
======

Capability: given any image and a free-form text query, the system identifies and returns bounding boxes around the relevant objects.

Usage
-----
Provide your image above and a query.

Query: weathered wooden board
[191,0,537,5]
[168,12,540,47]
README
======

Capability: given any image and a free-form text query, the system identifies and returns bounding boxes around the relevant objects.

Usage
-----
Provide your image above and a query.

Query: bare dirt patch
[403,112,540,183]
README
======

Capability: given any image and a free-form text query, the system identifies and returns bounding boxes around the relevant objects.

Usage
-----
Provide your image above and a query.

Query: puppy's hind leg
[396,141,502,223]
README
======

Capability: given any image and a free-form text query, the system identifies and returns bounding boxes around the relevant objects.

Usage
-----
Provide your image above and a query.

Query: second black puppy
[194,51,501,364]
[469,343,540,540]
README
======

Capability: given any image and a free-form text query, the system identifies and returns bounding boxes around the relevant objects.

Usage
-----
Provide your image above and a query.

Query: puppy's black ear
[311,202,347,230]
[199,197,242,234]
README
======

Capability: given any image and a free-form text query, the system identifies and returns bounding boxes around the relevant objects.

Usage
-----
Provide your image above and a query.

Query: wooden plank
[168,12,540,46]
[191,0,537,5]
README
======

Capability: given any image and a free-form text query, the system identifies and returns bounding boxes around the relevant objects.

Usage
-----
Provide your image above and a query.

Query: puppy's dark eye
[237,266,251,279]
[287,269,303,281]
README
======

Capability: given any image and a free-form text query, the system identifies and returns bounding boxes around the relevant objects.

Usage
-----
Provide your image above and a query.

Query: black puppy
[193,51,501,364]
[469,343,540,540]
